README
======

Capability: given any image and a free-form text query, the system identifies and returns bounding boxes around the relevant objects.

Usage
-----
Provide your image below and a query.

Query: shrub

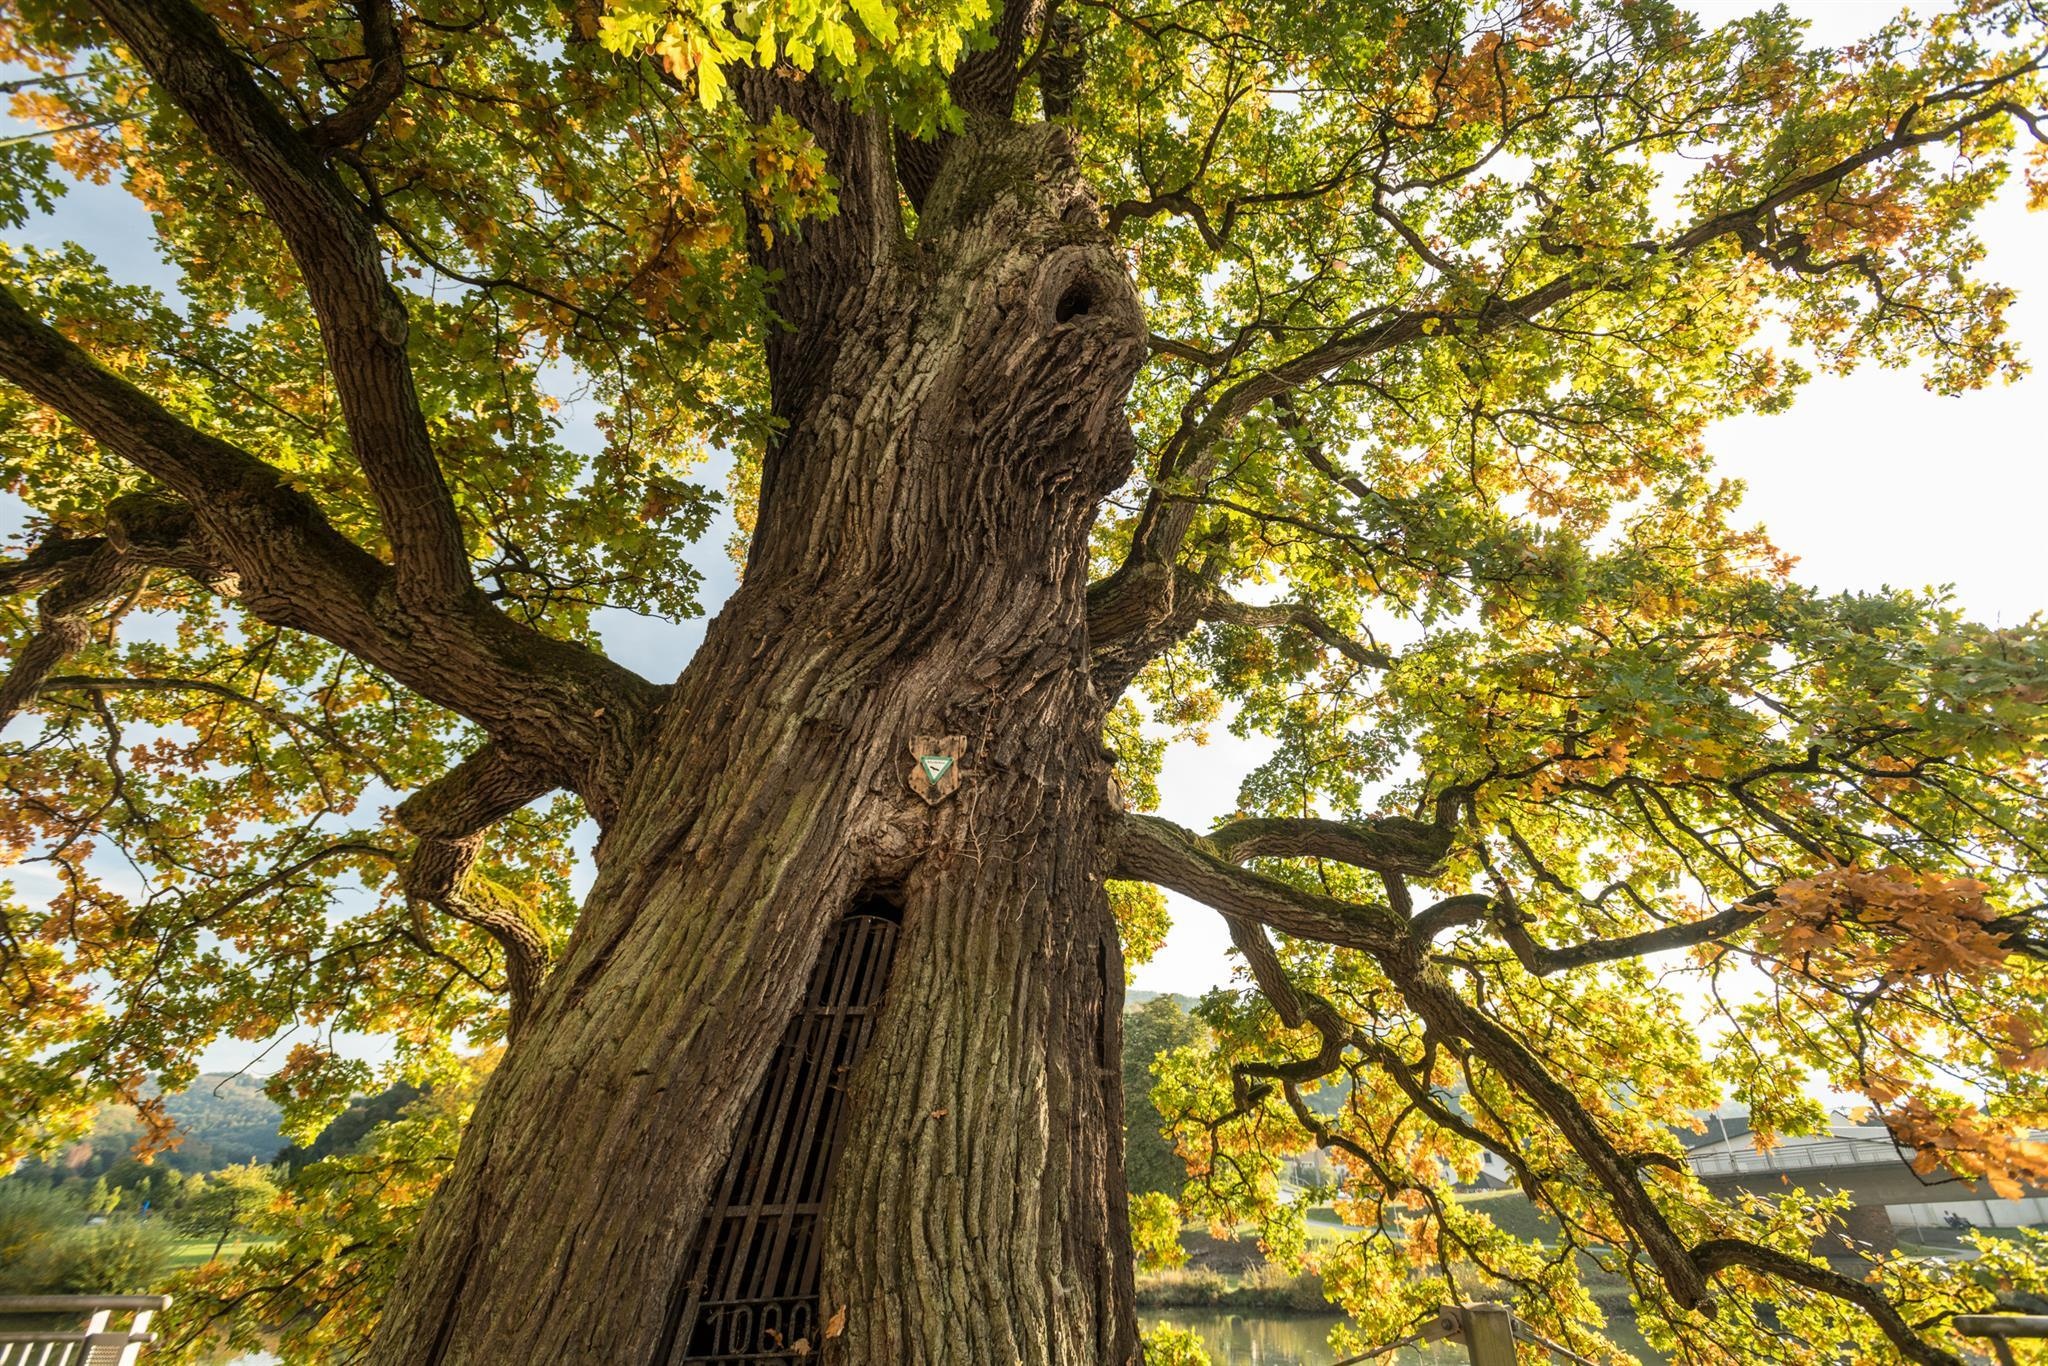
[1139,1323,1213,1365]
[50,1216,173,1294]
[0,1182,172,1295]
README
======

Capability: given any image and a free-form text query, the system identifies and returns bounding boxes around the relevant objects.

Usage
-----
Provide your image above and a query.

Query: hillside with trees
[10,1075,286,1186]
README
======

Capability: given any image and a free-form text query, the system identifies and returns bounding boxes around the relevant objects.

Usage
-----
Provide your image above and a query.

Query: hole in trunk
[654,891,902,1364]
[1054,279,1096,323]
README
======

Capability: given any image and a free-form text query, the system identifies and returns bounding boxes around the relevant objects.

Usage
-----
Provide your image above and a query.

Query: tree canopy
[1,0,2046,1361]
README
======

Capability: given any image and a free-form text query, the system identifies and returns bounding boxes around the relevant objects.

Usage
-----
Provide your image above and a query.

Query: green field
[161,1235,273,1273]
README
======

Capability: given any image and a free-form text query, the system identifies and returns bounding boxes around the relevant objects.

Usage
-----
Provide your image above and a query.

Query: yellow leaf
[696,58,727,110]
[824,1305,847,1339]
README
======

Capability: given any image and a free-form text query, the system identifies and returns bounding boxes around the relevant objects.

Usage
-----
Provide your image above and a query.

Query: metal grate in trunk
[658,902,900,1364]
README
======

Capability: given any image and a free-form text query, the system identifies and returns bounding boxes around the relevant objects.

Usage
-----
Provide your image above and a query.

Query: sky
[2,1,2044,1072]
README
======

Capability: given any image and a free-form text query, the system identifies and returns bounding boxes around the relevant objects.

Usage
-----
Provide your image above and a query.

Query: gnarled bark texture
[366,119,1148,1366]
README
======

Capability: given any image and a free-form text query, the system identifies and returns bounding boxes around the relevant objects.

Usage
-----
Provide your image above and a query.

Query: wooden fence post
[1456,1304,1519,1366]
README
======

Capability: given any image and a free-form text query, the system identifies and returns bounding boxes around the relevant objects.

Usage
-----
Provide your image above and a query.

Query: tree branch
[303,0,406,154]
[93,0,470,605]
[0,494,225,729]
[1111,813,1409,952]
[1103,86,2047,631]
[0,542,137,730]
[0,286,661,818]
[1692,1239,1963,1366]
[1199,594,1395,673]
[1135,816,1984,1355]
[1206,813,1448,877]
[1422,890,1773,976]
[1087,560,1392,697]
[1397,969,1714,1308]
[395,745,562,1036]
[894,0,1051,208]
[732,64,899,425]
[0,533,106,596]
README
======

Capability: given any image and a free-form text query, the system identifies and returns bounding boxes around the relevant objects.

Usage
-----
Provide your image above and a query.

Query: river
[1142,1310,1461,1365]
[1143,1307,1661,1364]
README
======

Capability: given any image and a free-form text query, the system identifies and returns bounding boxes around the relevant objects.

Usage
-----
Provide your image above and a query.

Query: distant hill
[156,1073,289,1169]
[24,1074,288,1180]
[13,1075,433,1188]
[1125,990,1201,1014]
[280,1083,421,1171]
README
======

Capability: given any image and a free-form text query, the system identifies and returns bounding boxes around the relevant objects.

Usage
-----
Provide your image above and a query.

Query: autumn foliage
[0,0,2045,1363]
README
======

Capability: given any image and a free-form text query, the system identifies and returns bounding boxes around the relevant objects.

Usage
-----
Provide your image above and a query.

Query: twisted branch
[396,745,562,1036]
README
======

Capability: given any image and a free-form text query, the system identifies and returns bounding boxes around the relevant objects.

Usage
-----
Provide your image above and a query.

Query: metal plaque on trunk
[908,735,966,804]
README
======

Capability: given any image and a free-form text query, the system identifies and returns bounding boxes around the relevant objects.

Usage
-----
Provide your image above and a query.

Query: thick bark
[367,121,1147,1365]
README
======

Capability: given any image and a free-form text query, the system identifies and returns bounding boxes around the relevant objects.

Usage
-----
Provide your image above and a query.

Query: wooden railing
[1336,1304,1574,1366]
[0,1296,169,1366]
[1955,1313,2048,1365]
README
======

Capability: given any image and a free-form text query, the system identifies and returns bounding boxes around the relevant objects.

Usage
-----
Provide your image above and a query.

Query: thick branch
[1692,1239,1963,1366]
[1224,915,1317,1031]
[0,495,224,729]
[0,534,105,596]
[894,0,1050,207]
[731,66,898,425]
[1087,561,1390,696]
[1120,804,1708,1304]
[0,287,660,816]
[1397,969,1713,1308]
[1416,891,1772,975]
[94,0,469,604]
[303,0,406,154]
[1159,808,1974,1353]
[1199,594,1395,672]
[396,745,562,1036]
[950,0,1048,118]
[1208,813,1448,877]
[1111,813,1408,952]
[0,542,136,729]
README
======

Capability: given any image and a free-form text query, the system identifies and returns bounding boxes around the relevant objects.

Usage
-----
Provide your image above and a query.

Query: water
[1142,1309,1467,1365]
[1145,1308,1662,1365]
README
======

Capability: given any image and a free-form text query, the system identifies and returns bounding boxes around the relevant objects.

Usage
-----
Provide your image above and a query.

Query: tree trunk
[367,123,1149,1365]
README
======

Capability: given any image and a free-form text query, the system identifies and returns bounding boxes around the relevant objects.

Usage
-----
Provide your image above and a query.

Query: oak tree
[2,0,2047,1361]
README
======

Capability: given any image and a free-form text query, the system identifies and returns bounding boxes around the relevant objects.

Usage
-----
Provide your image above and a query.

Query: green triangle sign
[919,754,955,786]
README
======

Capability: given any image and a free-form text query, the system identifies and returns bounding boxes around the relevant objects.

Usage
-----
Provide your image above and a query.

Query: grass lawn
[162,1235,273,1272]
